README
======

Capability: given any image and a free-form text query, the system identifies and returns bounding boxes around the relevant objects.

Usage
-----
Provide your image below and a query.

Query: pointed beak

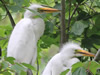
[76,50,95,57]
[38,7,61,13]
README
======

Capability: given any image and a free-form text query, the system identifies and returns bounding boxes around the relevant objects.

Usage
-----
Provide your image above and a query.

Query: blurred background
[0,0,100,74]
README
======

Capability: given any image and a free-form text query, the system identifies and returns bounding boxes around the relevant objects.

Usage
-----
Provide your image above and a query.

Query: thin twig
[85,3,96,13]
[66,4,79,34]
[0,12,7,21]
[70,4,79,21]
[92,45,98,51]
[66,0,71,41]
[36,56,39,75]
[0,0,15,28]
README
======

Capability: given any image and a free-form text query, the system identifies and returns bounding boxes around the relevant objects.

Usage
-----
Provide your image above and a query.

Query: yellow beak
[76,50,95,57]
[39,7,61,13]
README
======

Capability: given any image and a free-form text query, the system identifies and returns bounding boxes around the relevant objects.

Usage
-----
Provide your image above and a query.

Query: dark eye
[74,49,78,54]
[38,8,44,13]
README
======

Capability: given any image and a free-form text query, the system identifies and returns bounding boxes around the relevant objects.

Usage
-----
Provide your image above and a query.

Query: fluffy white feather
[42,43,82,75]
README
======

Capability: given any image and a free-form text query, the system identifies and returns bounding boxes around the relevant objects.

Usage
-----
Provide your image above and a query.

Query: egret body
[42,42,95,75]
[7,4,60,65]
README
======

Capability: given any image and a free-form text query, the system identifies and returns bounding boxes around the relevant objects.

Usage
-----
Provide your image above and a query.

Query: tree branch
[0,0,15,28]
[66,0,72,41]
[92,45,98,51]
[60,0,66,47]
[66,4,79,30]
[70,4,79,21]
[85,3,95,13]
[94,49,100,62]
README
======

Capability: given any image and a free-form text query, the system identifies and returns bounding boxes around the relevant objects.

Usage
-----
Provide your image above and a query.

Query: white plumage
[42,42,94,75]
[7,4,60,66]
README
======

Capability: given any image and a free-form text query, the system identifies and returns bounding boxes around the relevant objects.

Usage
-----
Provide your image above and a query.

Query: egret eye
[38,8,44,12]
[74,49,78,54]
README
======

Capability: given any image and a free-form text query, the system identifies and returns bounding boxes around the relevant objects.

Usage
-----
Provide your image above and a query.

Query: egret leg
[15,73,18,75]
[27,69,33,75]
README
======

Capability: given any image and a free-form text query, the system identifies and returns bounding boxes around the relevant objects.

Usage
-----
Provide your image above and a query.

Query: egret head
[24,4,60,18]
[61,42,95,58]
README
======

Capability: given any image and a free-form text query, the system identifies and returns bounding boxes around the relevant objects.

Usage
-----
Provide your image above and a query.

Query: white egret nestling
[42,42,95,75]
[7,4,60,66]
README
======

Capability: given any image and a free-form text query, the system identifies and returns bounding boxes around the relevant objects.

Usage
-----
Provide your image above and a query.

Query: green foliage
[60,69,70,75]
[21,63,36,71]
[72,62,83,73]
[0,0,100,75]
[61,61,100,75]
[5,57,15,64]
[84,61,100,75]
[72,67,87,75]
[72,61,100,75]
[0,57,36,75]
[71,21,88,35]
[10,63,25,73]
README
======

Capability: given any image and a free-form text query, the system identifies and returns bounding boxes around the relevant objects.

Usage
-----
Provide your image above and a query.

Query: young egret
[42,42,95,75]
[7,4,60,65]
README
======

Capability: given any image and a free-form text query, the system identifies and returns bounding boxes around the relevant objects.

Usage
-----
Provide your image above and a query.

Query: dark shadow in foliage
[82,35,100,49]
[0,47,1,59]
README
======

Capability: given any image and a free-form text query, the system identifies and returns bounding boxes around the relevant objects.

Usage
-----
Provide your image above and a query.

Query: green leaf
[8,5,22,12]
[1,61,9,69]
[45,21,54,33]
[77,11,91,20]
[0,39,8,50]
[53,3,61,16]
[84,61,100,75]
[72,62,83,73]
[13,0,24,7]
[41,35,57,48]
[81,38,93,49]
[95,0,100,7]
[24,0,30,6]
[72,67,87,75]
[3,71,11,75]
[88,15,100,36]
[82,34,100,49]
[20,70,27,75]
[60,69,70,75]
[5,57,15,64]
[21,63,36,71]
[10,63,25,73]
[76,0,84,4]
[71,21,88,35]
[0,29,5,37]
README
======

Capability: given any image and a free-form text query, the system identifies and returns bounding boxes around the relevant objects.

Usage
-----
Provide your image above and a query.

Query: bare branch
[70,4,79,21]
[92,45,98,51]
[0,0,15,28]
[27,69,33,75]
[94,49,100,62]
[66,4,79,39]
